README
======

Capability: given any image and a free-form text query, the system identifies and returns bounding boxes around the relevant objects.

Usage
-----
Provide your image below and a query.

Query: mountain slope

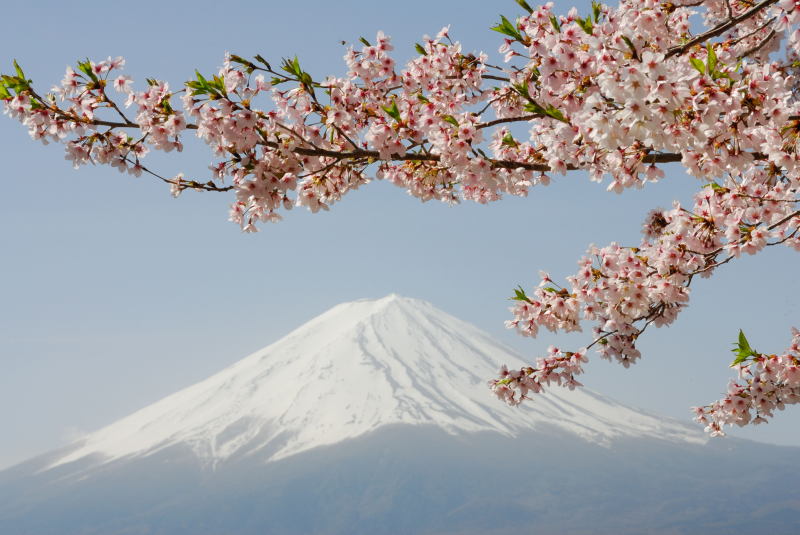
[47,294,702,471]
[2,295,799,535]
[2,426,799,535]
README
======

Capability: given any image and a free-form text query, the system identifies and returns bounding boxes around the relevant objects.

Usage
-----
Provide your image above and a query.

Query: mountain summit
[48,294,702,471]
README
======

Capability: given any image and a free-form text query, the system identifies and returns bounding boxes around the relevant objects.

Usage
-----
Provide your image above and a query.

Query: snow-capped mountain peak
[48,295,704,470]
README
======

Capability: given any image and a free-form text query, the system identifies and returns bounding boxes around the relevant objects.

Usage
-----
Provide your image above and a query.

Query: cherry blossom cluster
[491,170,799,406]
[1,56,191,183]
[694,328,800,436]
[492,347,589,405]
[2,0,799,431]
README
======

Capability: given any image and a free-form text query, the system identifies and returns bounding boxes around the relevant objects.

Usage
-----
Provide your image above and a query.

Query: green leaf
[512,81,530,99]
[491,15,523,42]
[76,61,91,77]
[359,37,372,47]
[515,0,534,14]
[550,15,562,32]
[738,330,753,354]
[281,57,299,76]
[441,114,459,127]
[523,101,546,115]
[77,60,99,83]
[382,100,402,122]
[544,104,567,122]
[13,60,25,80]
[279,56,313,90]
[0,84,11,100]
[706,43,717,76]
[501,132,519,147]
[621,36,639,61]
[689,57,706,75]
[575,17,593,35]
[1,74,24,93]
[592,1,603,23]
[185,78,208,96]
[415,43,427,56]
[730,329,757,367]
[1,75,20,92]
[708,182,727,192]
[211,75,225,90]
[254,54,271,70]
[511,286,529,301]
[730,353,749,367]
[188,71,210,95]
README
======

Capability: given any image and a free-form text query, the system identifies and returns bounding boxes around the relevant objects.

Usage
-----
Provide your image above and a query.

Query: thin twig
[478,114,540,129]
[730,16,775,46]
[665,0,779,58]
[737,28,777,59]
[121,156,232,192]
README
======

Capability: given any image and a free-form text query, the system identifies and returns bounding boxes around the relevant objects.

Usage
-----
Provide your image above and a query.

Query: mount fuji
[1,295,799,534]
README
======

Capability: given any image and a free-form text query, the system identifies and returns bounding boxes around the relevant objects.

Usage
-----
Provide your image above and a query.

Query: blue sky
[0,0,798,469]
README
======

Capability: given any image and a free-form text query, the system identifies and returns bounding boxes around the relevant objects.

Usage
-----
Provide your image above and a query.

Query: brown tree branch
[665,0,779,58]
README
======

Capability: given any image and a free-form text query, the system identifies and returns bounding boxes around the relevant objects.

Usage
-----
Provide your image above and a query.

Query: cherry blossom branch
[492,189,799,411]
[121,156,233,193]
[477,114,539,128]
[25,85,140,130]
[730,16,776,46]
[738,28,778,58]
[694,328,800,436]
[26,92,709,174]
[19,89,777,181]
[4,4,796,219]
[665,0,779,58]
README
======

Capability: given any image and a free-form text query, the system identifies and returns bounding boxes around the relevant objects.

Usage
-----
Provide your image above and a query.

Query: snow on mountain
[48,294,704,471]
